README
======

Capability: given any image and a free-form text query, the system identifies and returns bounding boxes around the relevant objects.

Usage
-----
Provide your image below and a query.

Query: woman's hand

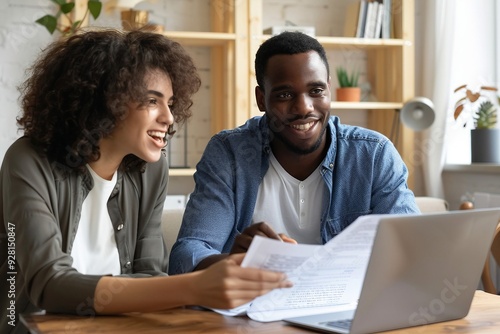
[190,253,292,309]
[230,222,297,254]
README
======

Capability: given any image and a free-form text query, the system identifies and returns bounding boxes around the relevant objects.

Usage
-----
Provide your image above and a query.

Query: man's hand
[230,222,297,254]
[278,234,298,244]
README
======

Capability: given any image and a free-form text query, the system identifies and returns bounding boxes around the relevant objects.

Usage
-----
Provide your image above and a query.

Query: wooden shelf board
[169,168,196,177]
[317,36,409,48]
[331,102,403,110]
[255,35,409,49]
[161,31,236,46]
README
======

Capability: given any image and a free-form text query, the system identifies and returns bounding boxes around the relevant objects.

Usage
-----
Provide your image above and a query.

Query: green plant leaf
[36,15,58,34]
[60,2,75,14]
[37,0,103,36]
[88,0,102,20]
[474,100,497,129]
[350,70,359,87]
[72,20,82,30]
[336,66,359,87]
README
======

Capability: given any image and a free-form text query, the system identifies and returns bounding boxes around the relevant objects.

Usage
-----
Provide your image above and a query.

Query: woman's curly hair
[17,29,201,173]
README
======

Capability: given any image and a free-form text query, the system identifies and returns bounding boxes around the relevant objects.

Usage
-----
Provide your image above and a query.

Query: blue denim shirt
[168,115,419,274]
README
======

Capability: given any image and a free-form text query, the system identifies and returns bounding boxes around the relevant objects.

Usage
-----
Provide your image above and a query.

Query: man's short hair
[254,31,330,88]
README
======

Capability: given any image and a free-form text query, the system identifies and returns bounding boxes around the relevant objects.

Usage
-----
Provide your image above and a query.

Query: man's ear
[255,86,265,112]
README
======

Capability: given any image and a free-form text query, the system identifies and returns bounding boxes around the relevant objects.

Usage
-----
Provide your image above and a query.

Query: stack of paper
[210,215,381,322]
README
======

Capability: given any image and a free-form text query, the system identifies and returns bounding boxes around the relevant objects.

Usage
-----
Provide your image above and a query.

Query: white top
[252,151,325,244]
[71,166,120,275]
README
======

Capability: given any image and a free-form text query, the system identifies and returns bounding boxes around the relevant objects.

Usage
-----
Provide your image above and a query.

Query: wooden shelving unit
[99,0,415,188]
[154,0,249,177]
[248,0,416,187]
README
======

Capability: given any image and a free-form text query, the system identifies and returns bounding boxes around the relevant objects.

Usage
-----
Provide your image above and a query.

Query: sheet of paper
[242,237,321,272]
[247,215,381,321]
[212,215,383,321]
[210,302,250,316]
[211,241,319,316]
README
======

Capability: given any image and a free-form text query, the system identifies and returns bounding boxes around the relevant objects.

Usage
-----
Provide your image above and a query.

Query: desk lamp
[390,97,435,145]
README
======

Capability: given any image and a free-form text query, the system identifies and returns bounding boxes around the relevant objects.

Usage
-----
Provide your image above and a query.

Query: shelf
[317,36,410,48]
[331,102,403,110]
[444,164,500,174]
[159,0,416,188]
[161,31,236,46]
[169,168,196,177]
[255,35,410,49]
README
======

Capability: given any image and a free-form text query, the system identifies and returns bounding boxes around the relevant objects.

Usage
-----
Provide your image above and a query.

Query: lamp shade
[400,97,435,131]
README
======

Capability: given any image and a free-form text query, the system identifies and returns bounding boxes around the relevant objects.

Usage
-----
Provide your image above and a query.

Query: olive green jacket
[1,137,169,334]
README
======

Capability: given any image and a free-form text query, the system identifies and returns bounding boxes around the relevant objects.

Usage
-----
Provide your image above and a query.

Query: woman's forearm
[94,274,196,314]
[94,254,291,314]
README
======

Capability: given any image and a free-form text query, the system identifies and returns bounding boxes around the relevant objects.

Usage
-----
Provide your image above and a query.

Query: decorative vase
[121,9,149,31]
[336,87,361,102]
[470,128,500,163]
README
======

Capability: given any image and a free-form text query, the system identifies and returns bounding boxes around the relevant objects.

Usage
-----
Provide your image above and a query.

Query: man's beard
[271,123,327,155]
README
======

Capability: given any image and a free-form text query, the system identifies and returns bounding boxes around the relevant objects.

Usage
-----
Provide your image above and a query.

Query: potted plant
[335,66,361,102]
[453,84,500,163]
[36,0,102,36]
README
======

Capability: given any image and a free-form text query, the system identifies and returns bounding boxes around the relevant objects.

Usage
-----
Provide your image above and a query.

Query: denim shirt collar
[322,116,338,173]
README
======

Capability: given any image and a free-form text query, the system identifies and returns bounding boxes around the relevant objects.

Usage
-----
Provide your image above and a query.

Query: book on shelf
[209,215,381,322]
[374,2,384,38]
[348,0,392,39]
[355,0,368,38]
[381,0,392,39]
[363,1,378,38]
[343,1,361,37]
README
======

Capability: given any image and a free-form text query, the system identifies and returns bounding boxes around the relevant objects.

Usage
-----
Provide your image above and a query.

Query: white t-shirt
[252,152,325,244]
[71,166,120,275]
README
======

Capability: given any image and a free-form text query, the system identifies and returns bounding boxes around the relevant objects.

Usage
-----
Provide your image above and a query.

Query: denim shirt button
[117,224,124,231]
[125,261,131,269]
[329,163,334,168]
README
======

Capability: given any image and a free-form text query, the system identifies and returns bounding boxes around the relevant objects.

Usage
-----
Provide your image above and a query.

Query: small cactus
[453,85,498,128]
[474,101,497,129]
[336,67,359,88]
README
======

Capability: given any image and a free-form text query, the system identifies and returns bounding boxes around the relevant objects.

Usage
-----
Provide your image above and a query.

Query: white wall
[0,0,213,172]
[0,0,54,160]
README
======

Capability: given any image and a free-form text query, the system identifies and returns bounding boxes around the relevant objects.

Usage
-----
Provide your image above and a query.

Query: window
[445,0,498,164]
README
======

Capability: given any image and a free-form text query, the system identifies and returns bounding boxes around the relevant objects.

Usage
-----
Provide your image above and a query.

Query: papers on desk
[211,215,381,322]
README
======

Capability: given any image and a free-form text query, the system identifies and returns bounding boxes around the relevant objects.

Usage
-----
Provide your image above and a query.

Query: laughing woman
[0,29,291,334]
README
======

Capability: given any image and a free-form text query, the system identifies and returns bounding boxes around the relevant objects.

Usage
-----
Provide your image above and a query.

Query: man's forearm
[194,253,230,271]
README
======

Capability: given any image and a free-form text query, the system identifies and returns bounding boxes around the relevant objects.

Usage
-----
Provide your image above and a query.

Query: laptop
[284,208,500,334]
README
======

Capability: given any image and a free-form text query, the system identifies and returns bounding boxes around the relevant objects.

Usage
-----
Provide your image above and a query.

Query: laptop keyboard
[322,319,352,330]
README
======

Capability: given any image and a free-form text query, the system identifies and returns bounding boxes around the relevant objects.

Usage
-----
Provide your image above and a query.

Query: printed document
[211,215,381,322]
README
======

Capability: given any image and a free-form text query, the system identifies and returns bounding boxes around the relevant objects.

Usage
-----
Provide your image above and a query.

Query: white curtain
[418,0,498,197]
[417,0,456,198]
